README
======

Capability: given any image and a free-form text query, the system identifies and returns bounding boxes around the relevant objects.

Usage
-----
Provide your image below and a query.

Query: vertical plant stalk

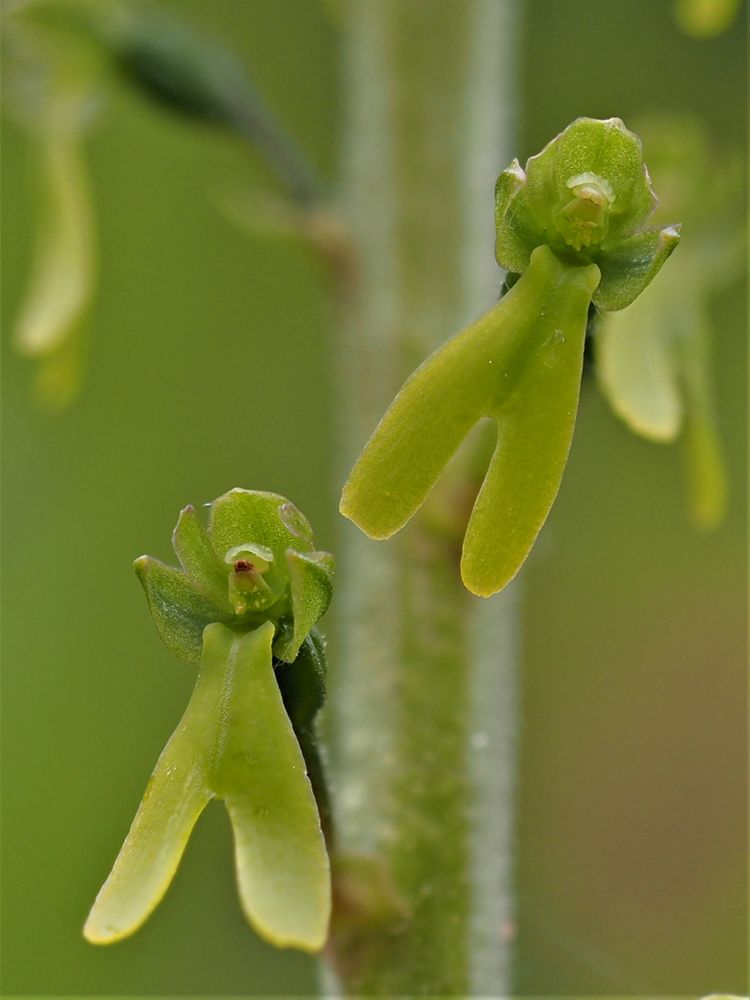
[327,1,519,993]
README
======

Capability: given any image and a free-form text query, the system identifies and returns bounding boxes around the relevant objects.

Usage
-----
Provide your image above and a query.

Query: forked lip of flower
[83,620,331,953]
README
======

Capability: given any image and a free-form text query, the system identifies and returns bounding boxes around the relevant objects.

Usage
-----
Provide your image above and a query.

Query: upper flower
[495,117,680,310]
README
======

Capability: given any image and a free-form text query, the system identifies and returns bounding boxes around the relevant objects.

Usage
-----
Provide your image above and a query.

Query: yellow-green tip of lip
[82,917,135,946]
[460,554,519,600]
[338,492,397,541]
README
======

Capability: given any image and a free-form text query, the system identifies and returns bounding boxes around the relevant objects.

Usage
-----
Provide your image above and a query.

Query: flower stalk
[325,1,520,993]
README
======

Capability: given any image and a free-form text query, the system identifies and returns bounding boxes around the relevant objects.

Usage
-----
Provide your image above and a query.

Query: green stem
[326,1,519,993]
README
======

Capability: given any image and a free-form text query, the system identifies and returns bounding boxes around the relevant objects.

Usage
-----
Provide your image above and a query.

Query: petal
[172,505,232,611]
[212,623,331,952]
[595,224,681,311]
[273,550,334,663]
[461,252,600,596]
[83,625,227,944]
[134,555,223,663]
[494,159,542,272]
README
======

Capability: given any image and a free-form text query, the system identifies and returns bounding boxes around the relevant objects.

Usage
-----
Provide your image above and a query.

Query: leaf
[273,550,334,663]
[134,556,224,663]
[113,10,255,128]
[172,504,230,611]
[212,623,331,952]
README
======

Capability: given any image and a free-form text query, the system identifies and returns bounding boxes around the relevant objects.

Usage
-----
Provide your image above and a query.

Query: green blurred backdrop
[2,0,746,995]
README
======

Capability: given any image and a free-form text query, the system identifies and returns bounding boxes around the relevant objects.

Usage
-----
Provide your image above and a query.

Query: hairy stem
[326,1,520,993]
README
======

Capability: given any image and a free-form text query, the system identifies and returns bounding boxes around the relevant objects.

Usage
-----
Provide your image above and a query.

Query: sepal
[172,505,231,611]
[274,550,335,663]
[494,159,540,273]
[524,117,657,244]
[134,556,226,664]
[595,224,681,311]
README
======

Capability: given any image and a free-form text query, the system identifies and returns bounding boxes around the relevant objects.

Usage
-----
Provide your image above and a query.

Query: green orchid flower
[84,489,334,952]
[596,116,742,529]
[341,117,680,597]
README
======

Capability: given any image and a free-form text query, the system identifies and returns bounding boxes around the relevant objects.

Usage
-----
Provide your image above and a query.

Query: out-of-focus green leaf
[110,9,255,128]
[107,8,320,205]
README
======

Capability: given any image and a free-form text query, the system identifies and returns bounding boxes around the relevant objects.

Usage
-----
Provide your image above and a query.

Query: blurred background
[1,0,746,995]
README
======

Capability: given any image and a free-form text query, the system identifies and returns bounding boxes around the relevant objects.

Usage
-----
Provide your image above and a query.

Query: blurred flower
[673,0,743,37]
[3,8,101,407]
[596,115,743,528]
